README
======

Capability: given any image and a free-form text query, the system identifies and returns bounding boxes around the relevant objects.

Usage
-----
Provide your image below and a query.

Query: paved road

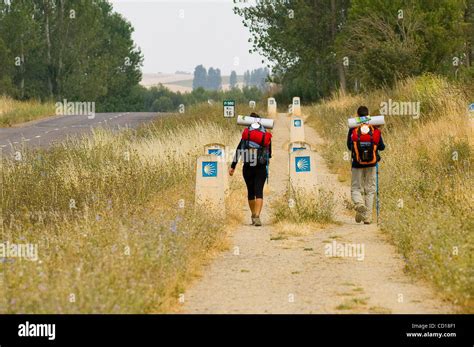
[0,112,163,154]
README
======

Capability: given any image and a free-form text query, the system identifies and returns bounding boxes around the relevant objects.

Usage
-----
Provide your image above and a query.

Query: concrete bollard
[290,117,305,143]
[204,143,229,193]
[288,141,312,153]
[289,149,318,195]
[292,97,301,117]
[267,97,277,118]
[195,155,226,216]
[204,143,225,158]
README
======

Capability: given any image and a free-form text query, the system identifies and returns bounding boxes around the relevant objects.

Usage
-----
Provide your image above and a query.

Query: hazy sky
[110,0,266,75]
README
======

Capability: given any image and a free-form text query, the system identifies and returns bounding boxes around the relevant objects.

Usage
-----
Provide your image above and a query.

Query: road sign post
[223,100,235,118]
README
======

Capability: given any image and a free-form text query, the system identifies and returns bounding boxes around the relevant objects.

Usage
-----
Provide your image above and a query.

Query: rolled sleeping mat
[348,115,385,128]
[237,115,274,129]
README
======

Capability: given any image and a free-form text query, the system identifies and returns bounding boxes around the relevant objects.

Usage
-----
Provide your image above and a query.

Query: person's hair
[357,106,369,117]
[250,112,259,117]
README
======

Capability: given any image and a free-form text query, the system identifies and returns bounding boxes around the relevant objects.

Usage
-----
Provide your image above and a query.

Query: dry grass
[0,103,245,313]
[0,96,55,127]
[305,75,473,311]
[272,188,337,224]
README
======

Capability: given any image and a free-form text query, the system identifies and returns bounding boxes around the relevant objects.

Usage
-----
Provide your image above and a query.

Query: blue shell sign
[292,147,305,152]
[208,148,223,157]
[295,156,310,172]
[294,119,302,127]
[202,161,218,177]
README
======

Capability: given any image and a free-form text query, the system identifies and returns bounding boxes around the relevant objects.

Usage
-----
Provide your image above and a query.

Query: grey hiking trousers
[351,167,376,222]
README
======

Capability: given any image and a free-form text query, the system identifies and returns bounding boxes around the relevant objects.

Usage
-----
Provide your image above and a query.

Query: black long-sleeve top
[231,139,272,169]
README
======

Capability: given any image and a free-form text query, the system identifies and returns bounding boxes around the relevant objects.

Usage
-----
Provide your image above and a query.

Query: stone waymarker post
[195,155,226,216]
[204,143,229,192]
[290,117,305,143]
[292,97,301,117]
[289,149,318,195]
[267,97,277,118]
[288,141,312,153]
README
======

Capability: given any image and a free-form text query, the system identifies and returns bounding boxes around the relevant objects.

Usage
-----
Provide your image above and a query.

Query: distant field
[141,73,244,93]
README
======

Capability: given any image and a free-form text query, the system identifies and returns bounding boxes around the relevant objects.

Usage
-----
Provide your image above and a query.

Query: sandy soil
[181,113,454,314]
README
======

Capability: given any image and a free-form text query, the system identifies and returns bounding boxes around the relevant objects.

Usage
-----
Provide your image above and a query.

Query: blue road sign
[294,119,302,127]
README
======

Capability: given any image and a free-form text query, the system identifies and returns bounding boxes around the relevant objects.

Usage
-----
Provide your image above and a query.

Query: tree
[0,0,143,108]
[234,0,350,101]
[192,64,207,90]
[235,0,468,100]
[207,67,222,90]
[229,70,238,89]
[339,0,465,89]
[243,70,250,86]
[152,96,173,112]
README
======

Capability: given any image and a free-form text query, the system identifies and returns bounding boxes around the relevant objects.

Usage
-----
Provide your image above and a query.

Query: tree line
[193,65,223,90]
[145,84,264,112]
[193,65,270,91]
[0,0,143,112]
[234,0,474,103]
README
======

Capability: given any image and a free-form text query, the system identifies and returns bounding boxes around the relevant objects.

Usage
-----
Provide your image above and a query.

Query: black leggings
[243,164,267,200]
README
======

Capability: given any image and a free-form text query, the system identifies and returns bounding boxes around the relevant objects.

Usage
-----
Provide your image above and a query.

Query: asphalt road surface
[0,112,163,154]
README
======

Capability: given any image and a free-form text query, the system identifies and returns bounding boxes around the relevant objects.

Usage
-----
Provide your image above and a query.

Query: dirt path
[181,113,453,314]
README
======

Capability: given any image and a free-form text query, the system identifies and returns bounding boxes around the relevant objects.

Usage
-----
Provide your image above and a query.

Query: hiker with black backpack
[229,113,272,227]
[347,106,385,224]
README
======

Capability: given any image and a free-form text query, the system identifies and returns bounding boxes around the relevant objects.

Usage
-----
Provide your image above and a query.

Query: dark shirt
[231,139,272,169]
[347,128,385,168]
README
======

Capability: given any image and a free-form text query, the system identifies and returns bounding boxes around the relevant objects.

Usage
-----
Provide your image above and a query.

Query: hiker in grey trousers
[347,106,385,224]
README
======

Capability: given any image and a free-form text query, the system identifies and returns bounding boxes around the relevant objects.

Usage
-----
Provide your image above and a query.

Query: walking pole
[376,162,379,224]
[266,150,270,184]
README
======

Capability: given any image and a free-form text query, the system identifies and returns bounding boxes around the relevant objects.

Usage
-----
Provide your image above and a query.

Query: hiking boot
[251,216,256,225]
[363,220,371,225]
[355,203,368,214]
[253,217,262,226]
[355,211,363,223]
